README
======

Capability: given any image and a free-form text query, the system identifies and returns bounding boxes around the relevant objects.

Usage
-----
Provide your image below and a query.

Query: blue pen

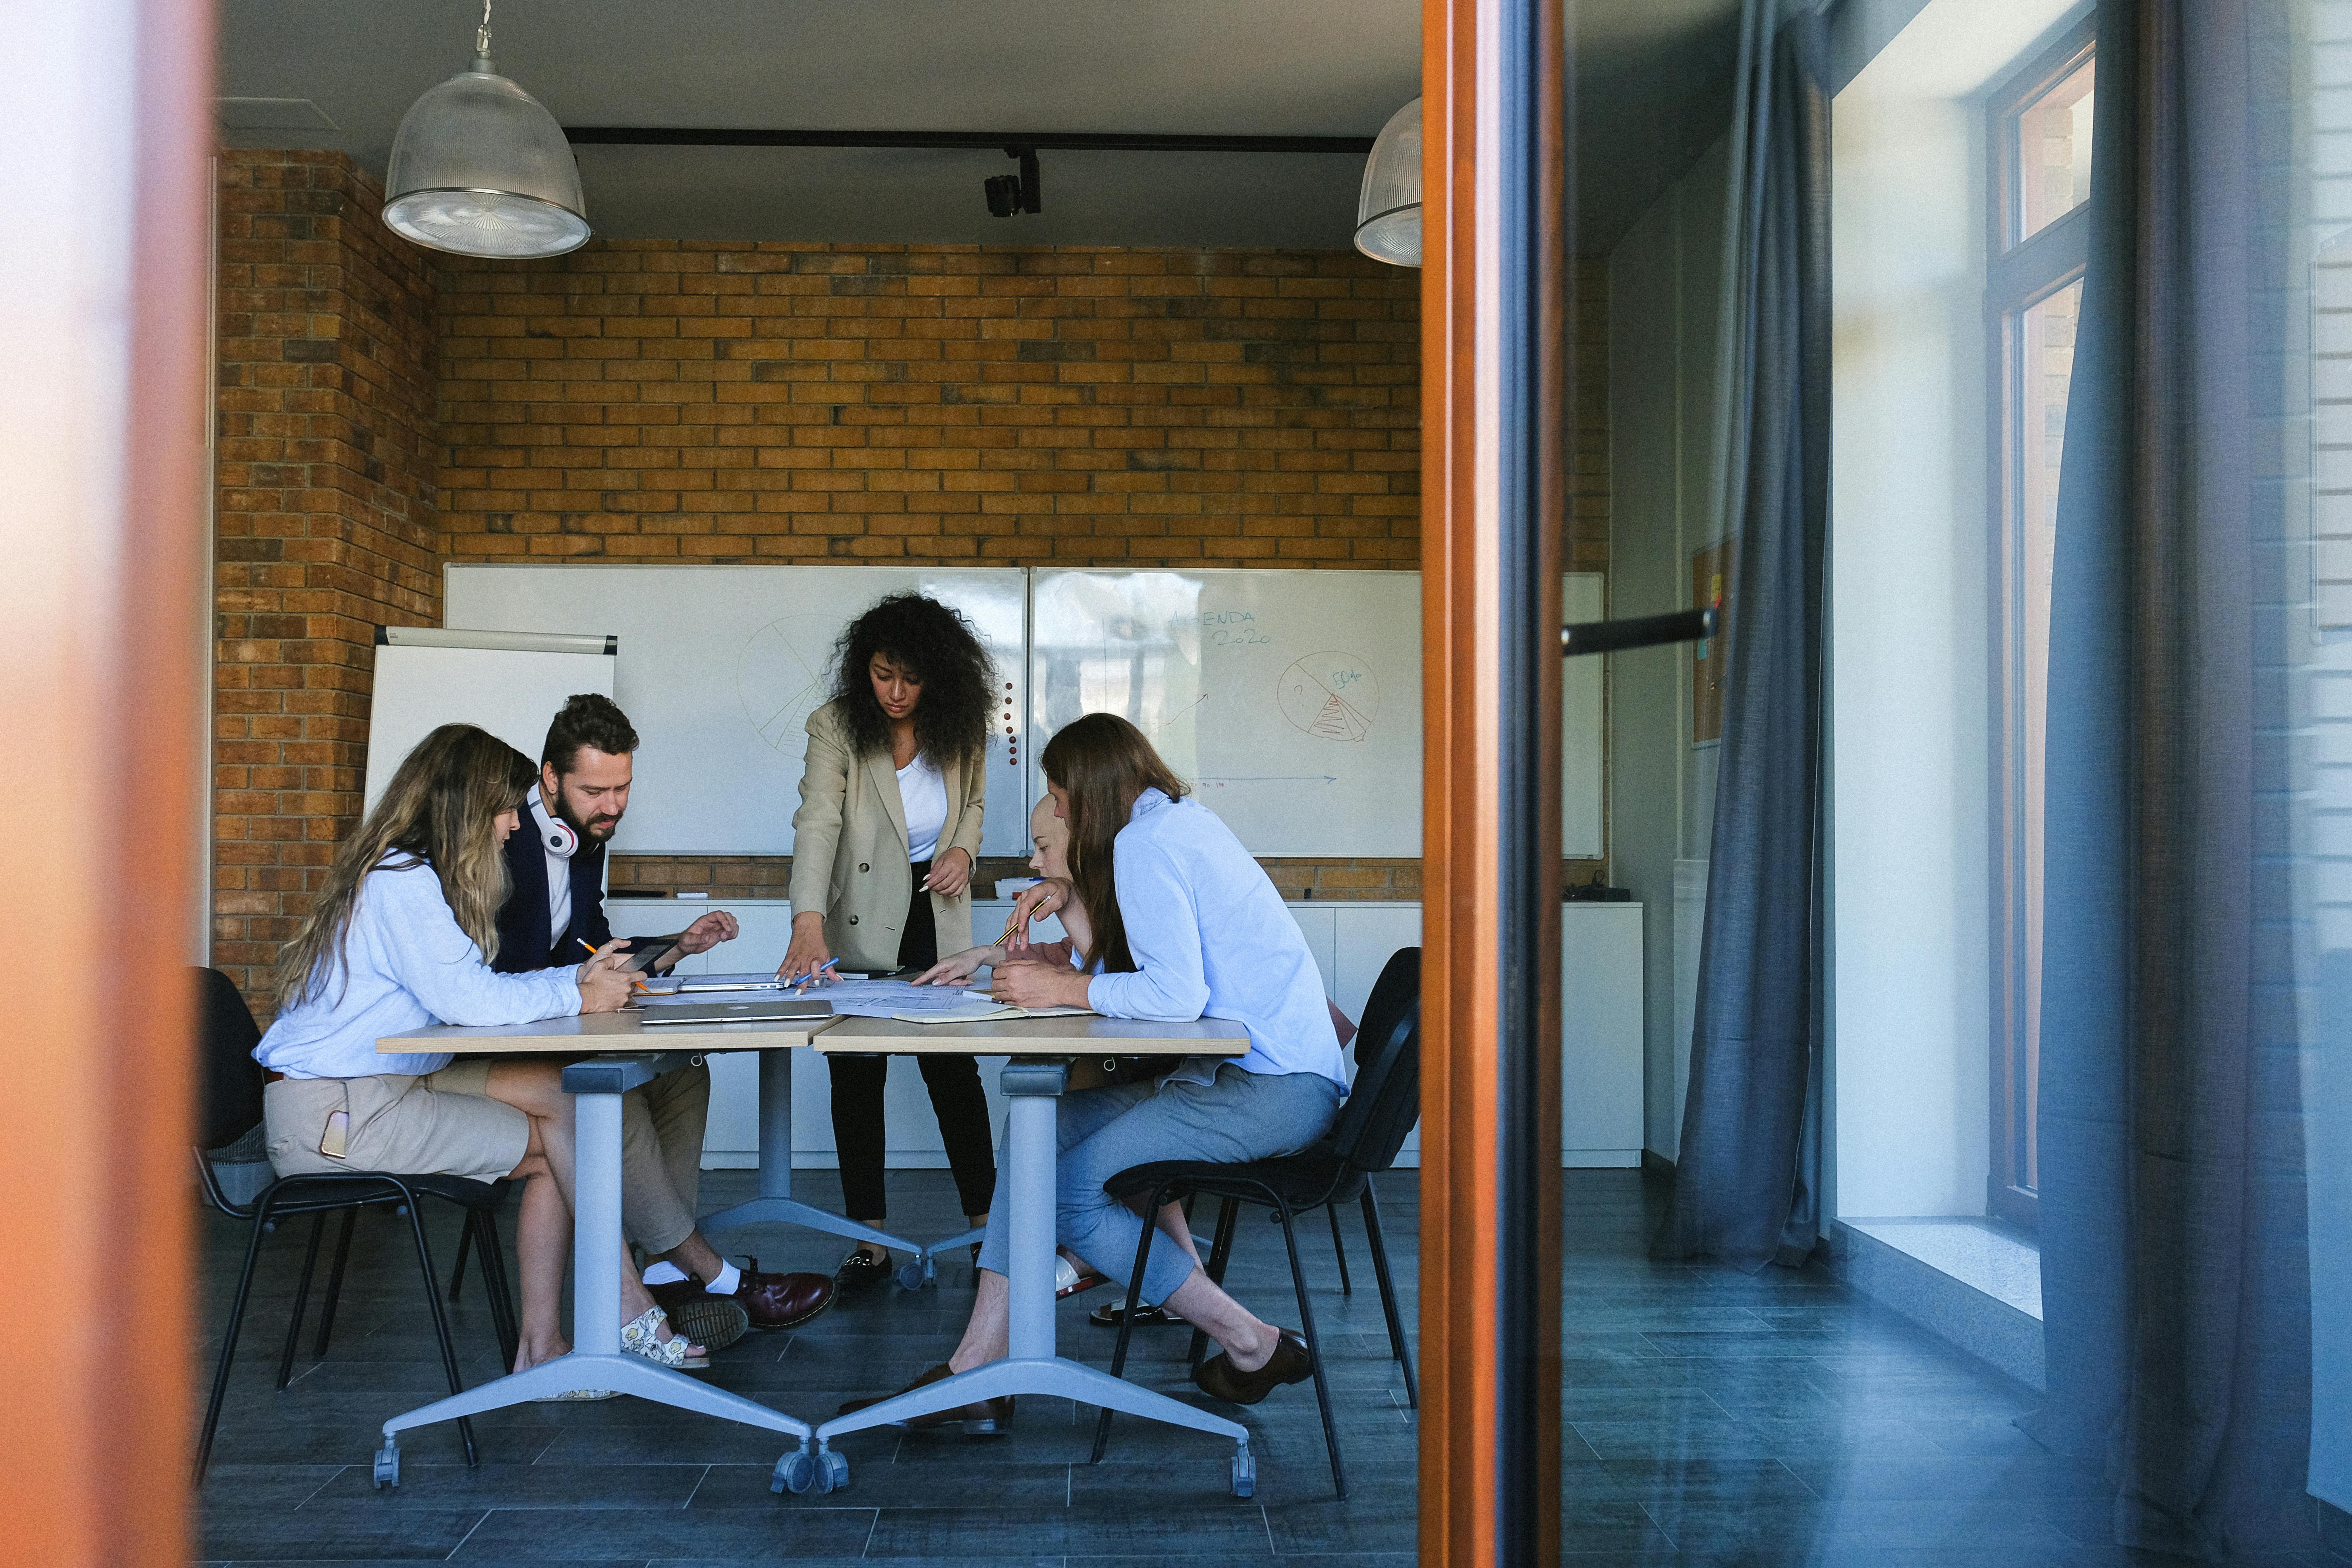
[798,957,840,993]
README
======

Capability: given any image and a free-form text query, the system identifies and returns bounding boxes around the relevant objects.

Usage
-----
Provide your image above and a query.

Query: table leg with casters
[373,1054,814,1493]
[697,1046,981,1289]
[808,1059,1255,1499]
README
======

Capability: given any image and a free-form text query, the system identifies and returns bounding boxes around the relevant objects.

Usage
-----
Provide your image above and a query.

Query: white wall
[1607,137,1728,1161]
[1829,0,2087,1218]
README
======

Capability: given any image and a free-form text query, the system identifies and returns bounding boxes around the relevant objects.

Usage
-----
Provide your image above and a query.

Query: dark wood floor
[194,1166,2324,1566]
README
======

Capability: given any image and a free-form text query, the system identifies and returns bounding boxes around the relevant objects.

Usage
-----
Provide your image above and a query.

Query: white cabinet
[609,895,1642,1171]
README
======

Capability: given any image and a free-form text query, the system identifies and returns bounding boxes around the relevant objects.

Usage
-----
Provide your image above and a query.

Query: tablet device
[614,933,686,973]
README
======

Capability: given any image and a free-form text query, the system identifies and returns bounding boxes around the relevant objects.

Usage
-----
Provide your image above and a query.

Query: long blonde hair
[274,724,539,1008]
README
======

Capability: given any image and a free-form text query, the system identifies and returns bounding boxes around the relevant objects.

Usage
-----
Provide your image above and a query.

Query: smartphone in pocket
[319,1108,350,1160]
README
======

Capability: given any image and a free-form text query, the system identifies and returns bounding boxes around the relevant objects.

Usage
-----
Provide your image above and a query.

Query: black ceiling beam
[562,127,1375,154]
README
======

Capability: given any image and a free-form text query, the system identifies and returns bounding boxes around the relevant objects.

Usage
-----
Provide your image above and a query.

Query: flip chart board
[363,638,616,814]
[443,566,1030,857]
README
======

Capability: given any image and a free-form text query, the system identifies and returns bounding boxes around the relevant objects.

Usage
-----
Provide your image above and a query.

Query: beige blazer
[786,699,986,971]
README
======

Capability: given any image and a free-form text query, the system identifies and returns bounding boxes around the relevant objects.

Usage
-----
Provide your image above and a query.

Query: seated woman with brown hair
[255,722,699,1377]
[848,713,1349,1429]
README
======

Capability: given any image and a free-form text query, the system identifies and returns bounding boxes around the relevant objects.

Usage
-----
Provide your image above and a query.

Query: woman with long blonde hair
[257,723,698,1374]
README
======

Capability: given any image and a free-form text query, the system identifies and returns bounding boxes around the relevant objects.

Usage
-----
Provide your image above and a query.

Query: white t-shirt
[897,753,948,863]
[529,793,574,950]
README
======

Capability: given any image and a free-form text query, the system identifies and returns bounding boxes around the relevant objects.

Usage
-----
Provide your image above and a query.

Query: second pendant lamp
[382,0,589,259]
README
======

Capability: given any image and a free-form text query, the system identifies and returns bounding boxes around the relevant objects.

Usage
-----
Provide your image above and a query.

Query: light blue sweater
[256,855,582,1080]
[1085,790,1347,1087]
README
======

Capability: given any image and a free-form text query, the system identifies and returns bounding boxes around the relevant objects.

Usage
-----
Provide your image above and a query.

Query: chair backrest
[193,967,277,1212]
[194,966,265,1149]
[1326,946,1421,1175]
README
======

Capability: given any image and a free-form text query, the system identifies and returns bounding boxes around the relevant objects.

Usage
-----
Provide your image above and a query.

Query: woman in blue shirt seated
[255,723,699,1375]
[846,713,1348,1427]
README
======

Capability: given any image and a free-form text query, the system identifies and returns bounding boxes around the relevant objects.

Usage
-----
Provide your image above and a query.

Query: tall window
[1989,23,2093,1230]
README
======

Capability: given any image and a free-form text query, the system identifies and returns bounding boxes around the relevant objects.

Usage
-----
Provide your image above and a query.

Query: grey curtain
[2028,0,2320,1558]
[1653,2,1830,1273]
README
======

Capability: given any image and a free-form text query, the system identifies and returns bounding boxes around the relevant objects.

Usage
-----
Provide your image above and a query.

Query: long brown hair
[274,724,539,1008]
[1039,713,1188,973]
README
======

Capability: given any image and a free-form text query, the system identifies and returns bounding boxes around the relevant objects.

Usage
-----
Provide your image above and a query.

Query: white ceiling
[217,0,1736,254]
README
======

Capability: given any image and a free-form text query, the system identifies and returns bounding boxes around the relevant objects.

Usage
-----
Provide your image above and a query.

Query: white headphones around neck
[532,794,579,858]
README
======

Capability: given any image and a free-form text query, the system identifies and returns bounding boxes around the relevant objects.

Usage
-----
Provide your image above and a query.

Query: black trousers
[828,861,998,1220]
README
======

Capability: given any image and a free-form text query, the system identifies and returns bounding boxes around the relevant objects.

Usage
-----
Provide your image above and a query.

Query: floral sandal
[622,1306,709,1370]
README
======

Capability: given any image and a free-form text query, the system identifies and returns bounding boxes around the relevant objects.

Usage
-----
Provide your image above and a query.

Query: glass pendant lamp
[1354,98,1422,267]
[382,0,589,259]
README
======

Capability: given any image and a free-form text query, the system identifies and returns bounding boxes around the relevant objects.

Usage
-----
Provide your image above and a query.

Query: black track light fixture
[985,146,1041,217]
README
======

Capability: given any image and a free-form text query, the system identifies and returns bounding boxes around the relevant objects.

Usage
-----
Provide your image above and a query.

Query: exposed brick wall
[431,242,1425,568]
[211,151,440,1006]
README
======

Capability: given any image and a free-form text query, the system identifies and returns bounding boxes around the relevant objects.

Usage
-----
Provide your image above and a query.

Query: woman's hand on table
[777,911,832,984]
[912,944,996,987]
[922,846,973,898]
[989,959,1093,1010]
[575,940,637,1014]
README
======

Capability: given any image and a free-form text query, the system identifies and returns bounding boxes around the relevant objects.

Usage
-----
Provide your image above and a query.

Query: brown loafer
[837,1362,1014,1435]
[1191,1329,1313,1406]
[729,1257,836,1332]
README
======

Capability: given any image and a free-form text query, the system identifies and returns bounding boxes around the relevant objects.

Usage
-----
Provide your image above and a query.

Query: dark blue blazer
[492,816,612,974]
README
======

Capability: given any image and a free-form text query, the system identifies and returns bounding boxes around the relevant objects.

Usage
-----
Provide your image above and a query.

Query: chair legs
[1325,1201,1354,1295]
[195,1200,280,1483]
[276,1212,328,1391]
[1092,1183,1348,1501]
[1090,1180,1175,1465]
[447,1209,474,1303]
[396,1187,481,1468]
[469,1208,521,1371]
[1360,1184,1417,1410]
[1274,1199,1348,1500]
[311,1208,359,1359]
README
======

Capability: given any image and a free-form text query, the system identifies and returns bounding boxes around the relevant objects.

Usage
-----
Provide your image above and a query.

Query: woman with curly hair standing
[779,593,998,1294]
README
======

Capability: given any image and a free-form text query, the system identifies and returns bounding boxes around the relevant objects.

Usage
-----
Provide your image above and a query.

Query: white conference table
[368,1009,838,1493]
[809,1014,1259,1498]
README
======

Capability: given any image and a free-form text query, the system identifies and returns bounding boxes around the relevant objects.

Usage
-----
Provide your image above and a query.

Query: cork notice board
[1692,539,1734,745]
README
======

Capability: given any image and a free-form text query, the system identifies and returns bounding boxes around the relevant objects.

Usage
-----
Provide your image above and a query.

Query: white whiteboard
[363,642,616,813]
[443,566,1029,856]
[1030,570,1605,857]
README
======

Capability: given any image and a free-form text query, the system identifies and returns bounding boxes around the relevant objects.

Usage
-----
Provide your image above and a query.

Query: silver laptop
[638,997,834,1026]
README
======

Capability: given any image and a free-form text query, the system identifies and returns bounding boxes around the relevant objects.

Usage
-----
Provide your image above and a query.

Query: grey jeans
[975,1063,1343,1305]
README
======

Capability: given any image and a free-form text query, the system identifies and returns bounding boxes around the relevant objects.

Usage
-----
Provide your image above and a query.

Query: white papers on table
[788,976,1094,1023]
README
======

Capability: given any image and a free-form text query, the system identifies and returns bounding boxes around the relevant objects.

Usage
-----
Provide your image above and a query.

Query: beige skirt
[265,1060,527,1183]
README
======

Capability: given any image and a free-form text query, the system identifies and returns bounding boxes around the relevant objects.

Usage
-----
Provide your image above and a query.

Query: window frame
[1985,18,2095,1232]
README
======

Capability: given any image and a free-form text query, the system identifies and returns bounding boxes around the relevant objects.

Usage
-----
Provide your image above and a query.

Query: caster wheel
[813,1449,850,1494]
[771,1449,815,1495]
[1230,1448,1255,1499]
[894,1261,927,1292]
[372,1445,400,1490]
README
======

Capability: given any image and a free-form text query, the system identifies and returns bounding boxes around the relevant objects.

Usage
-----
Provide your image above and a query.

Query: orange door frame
[1418,0,1567,1562]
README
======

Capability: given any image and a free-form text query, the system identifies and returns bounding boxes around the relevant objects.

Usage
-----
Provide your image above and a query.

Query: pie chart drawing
[1277,652,1377,743]
[738,620,828,753]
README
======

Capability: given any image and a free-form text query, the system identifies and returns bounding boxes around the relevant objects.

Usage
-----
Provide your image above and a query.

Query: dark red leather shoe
[837,1362,1014,1435]
[730,1256,835,1331]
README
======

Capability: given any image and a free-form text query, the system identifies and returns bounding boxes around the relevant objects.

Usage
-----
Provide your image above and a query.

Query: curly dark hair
[828,593,996,766]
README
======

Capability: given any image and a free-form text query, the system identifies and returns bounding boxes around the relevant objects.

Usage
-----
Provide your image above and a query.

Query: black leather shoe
[1192,1329,1313,1405]
[838,1363,1014,1435]
[833,1247,894,1293]
[643,1278,751,1351]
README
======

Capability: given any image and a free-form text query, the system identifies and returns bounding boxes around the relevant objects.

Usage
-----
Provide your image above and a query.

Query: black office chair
[192,967,519,1481]
[1092,946,1422,1500]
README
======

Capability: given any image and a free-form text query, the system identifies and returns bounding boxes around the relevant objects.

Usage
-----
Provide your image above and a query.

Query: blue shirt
[1085,790,1347,1087]
[256,855,583,1080]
